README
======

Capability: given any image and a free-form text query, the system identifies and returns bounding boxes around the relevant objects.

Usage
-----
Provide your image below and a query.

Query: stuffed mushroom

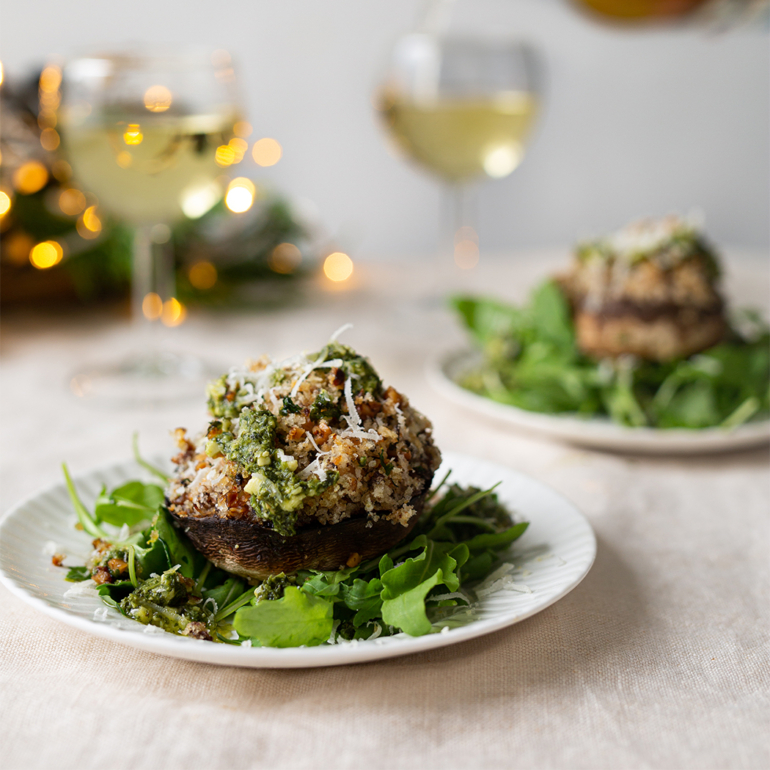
[560,216,726,362]
[166,338,441,579]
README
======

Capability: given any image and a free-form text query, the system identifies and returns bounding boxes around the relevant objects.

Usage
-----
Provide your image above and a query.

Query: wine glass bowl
[377,34,539,184]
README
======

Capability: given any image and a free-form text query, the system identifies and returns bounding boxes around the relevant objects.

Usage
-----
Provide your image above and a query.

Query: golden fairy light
[233,121,252,138]
[39,66,62,93]
[76,206,102,239]
[58,188,87,216]
[123,124,143,145]
[40,127,61,151]
[143,85,173,113]
[0,190,11,216]
[116,151,132,168]
[30,240,64,269]
[215,145,236,167]
[225,177,256,213]
[269,242,302,275]
[13,162,49,194]
[252,138,282,167]
[0,61,4,88]
[161,297,187,327]
[142,292,163,320]
[38,112,57,129]
[4,232,34,265]
[323,252,353,282]
[188,261,218,290]
[228,137,248,162]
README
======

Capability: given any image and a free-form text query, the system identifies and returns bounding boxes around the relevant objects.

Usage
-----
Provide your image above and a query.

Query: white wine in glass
[376,33,540,275]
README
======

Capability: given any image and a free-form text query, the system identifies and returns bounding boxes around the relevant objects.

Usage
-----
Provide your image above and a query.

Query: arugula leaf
[64,565,90,582]
[464,522,529,553]
[62,463,107,539]
[530,281,574,349]
[340,578,383,627]
[233,586,334,647]
[94,480,164,527]
[380,539,469,636]
[381,569,443,636]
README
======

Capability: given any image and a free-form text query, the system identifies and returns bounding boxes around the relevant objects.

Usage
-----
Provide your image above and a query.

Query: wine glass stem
[441,181,478,267]
[131,225,175,353]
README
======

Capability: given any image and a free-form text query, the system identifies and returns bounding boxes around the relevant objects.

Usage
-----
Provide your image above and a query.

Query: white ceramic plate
[429,350,770,455]
[0,452,595,669]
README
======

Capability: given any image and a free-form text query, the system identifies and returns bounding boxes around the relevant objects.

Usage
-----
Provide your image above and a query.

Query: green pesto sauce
[309,389,340,422]
[254,573,296,603]
[312,341,382,397]
[213,407,338,538]
[120,569,210,634]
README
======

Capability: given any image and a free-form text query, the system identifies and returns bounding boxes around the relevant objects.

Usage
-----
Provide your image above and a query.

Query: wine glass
[376,25,541,278]
[59,48,242,403]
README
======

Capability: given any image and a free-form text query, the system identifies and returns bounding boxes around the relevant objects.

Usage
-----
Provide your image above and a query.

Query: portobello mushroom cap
[167,485,430,580]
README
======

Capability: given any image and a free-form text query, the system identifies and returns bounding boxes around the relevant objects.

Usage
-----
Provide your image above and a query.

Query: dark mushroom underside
[168,487,430,580]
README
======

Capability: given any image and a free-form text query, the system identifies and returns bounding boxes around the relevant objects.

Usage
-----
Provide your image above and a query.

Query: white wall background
[2,0,768,257]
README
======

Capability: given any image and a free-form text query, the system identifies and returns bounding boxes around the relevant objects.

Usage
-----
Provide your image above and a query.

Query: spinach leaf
[233,586,334,647]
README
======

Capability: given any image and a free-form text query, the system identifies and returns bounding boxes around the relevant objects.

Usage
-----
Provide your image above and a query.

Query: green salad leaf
[452,282,770,429]
[234,587,334,648]
[61,455,530,647]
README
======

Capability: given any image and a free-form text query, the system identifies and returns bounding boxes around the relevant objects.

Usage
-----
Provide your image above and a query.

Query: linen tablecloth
[1,253,768,770]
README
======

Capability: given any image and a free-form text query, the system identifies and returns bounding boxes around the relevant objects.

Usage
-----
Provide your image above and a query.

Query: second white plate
[429,349,770,454]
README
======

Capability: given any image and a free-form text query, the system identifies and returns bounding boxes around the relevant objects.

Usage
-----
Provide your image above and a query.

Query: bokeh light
[40,128,60,151]
[180,181,221,219]
[162,298,187,327]
[483,143,522,178]
[142,292,163,320]
[143,85,173,113]
[228,137,248,162]
[269,242,302,275]
[0,61,4,88]
[0,190,11,216]
[225,177,256,213]
[13,162,49,194]
[123,124,143,145]
[150,223,171,244]
[252,138,282,167]
[233,121,253,138]
[215,145,236,167]
[30,240,64,269]
[4,232,34,265]
[188,261,218,290]
[323,252,354,282]
[116,151,132,168]
[454,239,480,270]
[58,187,87,216]
[39,66,62,93]
[76,206,102,239]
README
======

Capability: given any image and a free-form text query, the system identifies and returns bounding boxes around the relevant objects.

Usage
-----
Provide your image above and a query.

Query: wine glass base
[69,350,216,407]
